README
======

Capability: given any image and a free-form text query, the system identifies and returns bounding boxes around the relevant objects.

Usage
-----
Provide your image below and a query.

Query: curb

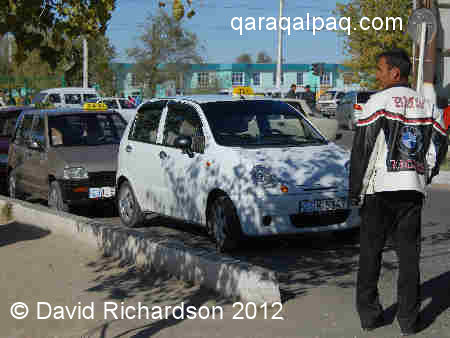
[0,196,281,305]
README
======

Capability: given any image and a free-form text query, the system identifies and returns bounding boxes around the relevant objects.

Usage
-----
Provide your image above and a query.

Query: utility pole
[275,0,284,90]
[83,38,88,88]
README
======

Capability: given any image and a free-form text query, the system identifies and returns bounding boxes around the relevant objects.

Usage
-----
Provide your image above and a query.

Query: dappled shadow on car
[0,222,51,247]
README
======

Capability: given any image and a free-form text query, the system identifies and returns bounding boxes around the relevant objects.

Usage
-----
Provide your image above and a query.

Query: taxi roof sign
[232,86,254,96]
[83,102,107,110]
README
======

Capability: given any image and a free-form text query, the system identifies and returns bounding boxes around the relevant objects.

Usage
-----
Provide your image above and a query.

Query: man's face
[376,56,399,89]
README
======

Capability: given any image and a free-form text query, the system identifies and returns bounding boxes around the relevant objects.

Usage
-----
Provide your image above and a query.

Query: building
[110,62,360,99]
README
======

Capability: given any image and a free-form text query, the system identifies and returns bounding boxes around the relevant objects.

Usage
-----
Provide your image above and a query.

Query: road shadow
[83,255,229,338]
[0,222,51,247]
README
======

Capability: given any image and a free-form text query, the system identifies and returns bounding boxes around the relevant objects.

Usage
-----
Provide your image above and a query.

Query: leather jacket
[349,84,448,204]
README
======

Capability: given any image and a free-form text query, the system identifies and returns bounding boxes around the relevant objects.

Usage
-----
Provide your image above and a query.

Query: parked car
[8,103,127,212]
[31,87,100,108]
[316,91,346,117]
[336,91,377,130]
[271,98,341,142]
[97,97,138,122]
[0,106,34,193]
[116,95,360,252]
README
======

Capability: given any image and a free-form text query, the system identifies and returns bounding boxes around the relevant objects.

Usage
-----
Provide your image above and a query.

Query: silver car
[336,91,377,130]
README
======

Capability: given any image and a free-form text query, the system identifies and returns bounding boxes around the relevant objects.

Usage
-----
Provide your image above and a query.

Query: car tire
[48,181,70,213]
[207,195,242,253]
[117,181,144,228]
[8,169,21,200]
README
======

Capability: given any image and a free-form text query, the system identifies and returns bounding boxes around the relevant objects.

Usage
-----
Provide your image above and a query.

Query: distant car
[97,97,137,122]
[8,103,127,212]
[31,87,100,108]
[116,95,360,252]
[336,91,377,130]
[316,91,346,117]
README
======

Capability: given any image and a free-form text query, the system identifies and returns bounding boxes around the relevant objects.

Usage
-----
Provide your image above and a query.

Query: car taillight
[354,104,362,110]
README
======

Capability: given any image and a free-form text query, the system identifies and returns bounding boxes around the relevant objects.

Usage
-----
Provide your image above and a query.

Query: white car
[97,97,137,122]
[336,91,377,130]
[116,96,360,252]
[31,87,100,108]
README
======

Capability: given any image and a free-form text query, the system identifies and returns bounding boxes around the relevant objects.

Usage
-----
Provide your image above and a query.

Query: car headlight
[250,165,279,187]
[63,167,88,180]
[0,153,8,164]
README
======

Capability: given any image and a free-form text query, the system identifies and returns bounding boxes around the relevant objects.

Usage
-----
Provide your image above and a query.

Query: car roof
[39,87,98,93]
[148,94,299,105]
[22,107,118,116]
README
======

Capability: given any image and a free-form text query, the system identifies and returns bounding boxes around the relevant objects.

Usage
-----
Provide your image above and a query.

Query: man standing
[349,49,448,335]
[300,85,316,109]
[285,84,297,98]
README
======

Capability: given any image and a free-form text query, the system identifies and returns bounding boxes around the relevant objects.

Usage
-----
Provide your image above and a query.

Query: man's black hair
[291,84,296,88]
[376,48,411,79]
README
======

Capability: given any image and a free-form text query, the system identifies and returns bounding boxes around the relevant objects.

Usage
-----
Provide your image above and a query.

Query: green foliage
[335,0,413,89]
[256,51,272,64]
[235,53,253,63]
[127,10,204,97]
[0,0,116,69]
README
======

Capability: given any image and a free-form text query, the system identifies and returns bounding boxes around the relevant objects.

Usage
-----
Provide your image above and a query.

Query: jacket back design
[349,85,448,202]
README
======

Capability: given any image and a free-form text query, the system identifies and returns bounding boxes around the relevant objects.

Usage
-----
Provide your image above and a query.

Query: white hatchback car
[116,96,360,252]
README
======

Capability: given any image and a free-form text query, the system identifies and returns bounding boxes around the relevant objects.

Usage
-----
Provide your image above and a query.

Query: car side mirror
[174,136,194,158]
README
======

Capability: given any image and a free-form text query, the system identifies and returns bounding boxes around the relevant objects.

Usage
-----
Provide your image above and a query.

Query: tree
[335,0,412,89]
[0,0,116,69]
[127,10,204,97]
[256,51,272,63]
[235,53,253,63]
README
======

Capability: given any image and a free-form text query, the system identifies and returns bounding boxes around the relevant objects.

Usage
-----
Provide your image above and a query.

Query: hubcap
[119,187,134,223]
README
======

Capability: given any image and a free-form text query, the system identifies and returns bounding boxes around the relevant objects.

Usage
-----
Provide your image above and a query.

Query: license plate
[300,198,347,213]
[89,187,115,199]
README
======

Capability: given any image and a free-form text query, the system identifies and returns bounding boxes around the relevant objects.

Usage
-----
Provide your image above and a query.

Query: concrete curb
[0,196,281,305]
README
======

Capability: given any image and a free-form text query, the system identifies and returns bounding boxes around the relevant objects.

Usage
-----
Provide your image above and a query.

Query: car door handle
[125,145,133,152]
[159,151,167,160]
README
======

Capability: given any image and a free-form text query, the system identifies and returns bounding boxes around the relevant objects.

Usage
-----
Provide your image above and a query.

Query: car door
[158,101,206,223]
[122,100,167,213]
[26,112,49,198]
[11,113,34,193]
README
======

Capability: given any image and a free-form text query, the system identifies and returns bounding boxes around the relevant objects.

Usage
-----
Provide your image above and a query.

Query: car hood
[237,143,350,189]
[53,144,119,172]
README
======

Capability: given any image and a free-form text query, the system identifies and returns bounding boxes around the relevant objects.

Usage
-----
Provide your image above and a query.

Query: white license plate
[89,187,115,199]
[300,198,348,213]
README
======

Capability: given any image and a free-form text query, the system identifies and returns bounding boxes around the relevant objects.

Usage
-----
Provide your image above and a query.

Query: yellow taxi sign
[232,86,254,96]
[83,102,108,110]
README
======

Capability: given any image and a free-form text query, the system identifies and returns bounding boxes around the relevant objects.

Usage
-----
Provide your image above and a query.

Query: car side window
[64,94,82,105]
[162,103,205,153]
[105,100,118,109]
[31,114,46,149]
[129,102,165,144]
[16,114,34,146]
[48,94,61,104]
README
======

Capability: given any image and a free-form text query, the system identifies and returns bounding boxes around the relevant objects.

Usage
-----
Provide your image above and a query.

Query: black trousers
[356,190,423,330]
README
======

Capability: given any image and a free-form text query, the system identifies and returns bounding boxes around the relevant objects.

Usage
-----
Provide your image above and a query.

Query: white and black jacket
[349,84,448,203]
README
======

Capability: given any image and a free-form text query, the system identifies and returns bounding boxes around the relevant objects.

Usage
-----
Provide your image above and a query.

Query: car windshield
[357,92,375,103]
[119,99,136,109]
[319,92,336,101]
[48,113,127,147]
[201,100,326,147]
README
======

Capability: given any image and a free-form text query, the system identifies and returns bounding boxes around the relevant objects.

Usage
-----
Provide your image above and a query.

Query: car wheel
[207,195,242,253]
[8,169,20,199]
[117,181,144,228]
[48,181,70,212]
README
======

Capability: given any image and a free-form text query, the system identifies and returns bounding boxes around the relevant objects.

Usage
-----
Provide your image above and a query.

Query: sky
[106,0,349,65]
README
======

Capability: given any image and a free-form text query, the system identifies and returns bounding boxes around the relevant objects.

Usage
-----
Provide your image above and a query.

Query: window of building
[197,72,209,88]
[252,72,260,87]
[297,72,305,86]
[272,72,284,85]
[320,72,332,86]
[232,72,244,86]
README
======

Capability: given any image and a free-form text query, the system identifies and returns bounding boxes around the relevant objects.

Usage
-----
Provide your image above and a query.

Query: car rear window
[357,92,375,103]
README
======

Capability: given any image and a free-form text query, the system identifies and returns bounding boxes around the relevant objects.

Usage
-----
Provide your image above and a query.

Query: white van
[31,87,100,108]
